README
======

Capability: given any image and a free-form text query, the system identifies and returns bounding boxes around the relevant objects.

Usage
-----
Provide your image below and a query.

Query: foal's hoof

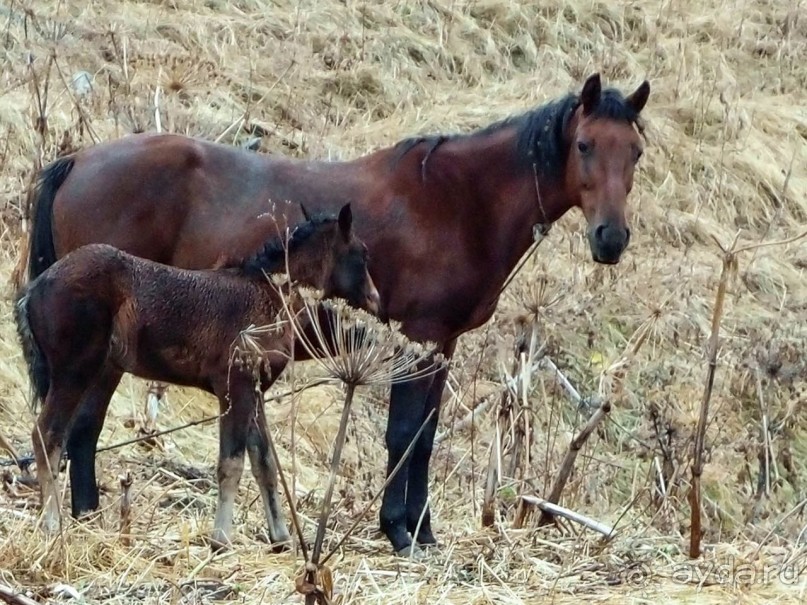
[270,538,292,554]
[256,529,292,553]
[40,514,61,536]
[209,531,233,554]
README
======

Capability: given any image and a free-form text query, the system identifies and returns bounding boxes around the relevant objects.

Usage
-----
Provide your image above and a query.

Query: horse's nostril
[625,227,631,243]
[595,224,606,241]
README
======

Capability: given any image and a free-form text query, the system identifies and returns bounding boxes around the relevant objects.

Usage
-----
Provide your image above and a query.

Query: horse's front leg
[405,340,455,547]
[246,394,291,550]
[379,370,435,556]
[210,382,250,551]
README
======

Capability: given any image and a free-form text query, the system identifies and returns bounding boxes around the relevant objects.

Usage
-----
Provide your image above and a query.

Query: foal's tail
[27,155,75,282]
[13,286,50,411]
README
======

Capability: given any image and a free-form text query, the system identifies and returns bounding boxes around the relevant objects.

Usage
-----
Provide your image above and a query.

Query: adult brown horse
[25,72,650,556]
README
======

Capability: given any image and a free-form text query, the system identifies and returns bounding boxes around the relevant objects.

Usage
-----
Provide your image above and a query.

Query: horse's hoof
[395,544,427,561]
[74,508,102,524]
[414,531,438,548]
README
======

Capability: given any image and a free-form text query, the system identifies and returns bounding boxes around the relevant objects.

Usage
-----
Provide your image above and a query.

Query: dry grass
[1,0,806,603]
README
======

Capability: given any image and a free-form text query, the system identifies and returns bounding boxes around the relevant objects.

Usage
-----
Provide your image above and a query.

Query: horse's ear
[580,73,601,115]
[626,80,650,114]
[300,204,312,221]
[338,203,353,240]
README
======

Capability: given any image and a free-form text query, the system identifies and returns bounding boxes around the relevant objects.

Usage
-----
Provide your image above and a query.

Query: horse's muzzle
[589,224,630,264]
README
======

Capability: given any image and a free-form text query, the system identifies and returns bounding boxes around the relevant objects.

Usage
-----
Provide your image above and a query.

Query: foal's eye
[577,141,590,155]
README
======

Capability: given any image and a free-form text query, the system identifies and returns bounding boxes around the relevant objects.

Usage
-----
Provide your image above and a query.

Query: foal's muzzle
[589,223,631,264]
[365,282,381,315]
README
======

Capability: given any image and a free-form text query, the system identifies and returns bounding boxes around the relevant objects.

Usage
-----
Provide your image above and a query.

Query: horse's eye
[577,141,590,155]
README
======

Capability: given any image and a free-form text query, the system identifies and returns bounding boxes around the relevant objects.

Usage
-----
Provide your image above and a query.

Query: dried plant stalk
[687,228,807,558]
[482,319,530,527]
[306,383,356,605]
[688,233,738,559]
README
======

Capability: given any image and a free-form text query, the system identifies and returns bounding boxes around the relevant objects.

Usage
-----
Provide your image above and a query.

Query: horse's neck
[436,130,574,277]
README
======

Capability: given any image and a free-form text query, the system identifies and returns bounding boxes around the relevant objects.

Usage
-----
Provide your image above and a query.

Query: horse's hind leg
[246,398,291,550]
[66,364,123,518]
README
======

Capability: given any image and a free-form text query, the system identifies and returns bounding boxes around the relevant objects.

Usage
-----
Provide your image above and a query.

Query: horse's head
[314,203,380,314]
[566,73,650,264]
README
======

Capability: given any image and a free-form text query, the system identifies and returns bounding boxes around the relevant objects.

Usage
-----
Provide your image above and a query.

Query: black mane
[395,86,644,180]
[238,213,336,278]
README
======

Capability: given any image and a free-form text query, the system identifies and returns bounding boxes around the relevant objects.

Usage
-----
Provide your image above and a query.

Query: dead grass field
[0,0,806,603]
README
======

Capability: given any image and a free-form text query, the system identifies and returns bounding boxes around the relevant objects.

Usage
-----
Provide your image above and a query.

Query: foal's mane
[230,213,338,278]
[395,86,645,179]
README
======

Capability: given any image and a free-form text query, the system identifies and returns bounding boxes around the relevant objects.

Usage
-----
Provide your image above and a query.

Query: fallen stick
[516,495,616,538]
[540,356,583,405]
[537,397,611,526]
[0,584,39,605]
[434,397,494,445]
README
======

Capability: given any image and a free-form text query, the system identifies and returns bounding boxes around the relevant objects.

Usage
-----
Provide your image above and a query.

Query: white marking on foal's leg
[33,426,64,535]
[211,455,245,550]
[143,382,166,434]
[247,444,291,547]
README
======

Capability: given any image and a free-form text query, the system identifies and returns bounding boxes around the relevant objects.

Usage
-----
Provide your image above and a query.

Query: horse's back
[51,134,291,269]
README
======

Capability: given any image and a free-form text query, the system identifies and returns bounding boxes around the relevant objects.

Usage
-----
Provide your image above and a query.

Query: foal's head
[243,203,380,314]
[566,73,650,264]
[313,203,380,314]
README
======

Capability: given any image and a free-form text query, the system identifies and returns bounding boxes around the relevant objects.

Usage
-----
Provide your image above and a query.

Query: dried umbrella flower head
[232,285,447,386]
[261,285,448,386]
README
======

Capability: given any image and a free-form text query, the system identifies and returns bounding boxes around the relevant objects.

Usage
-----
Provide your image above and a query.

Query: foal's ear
[626,80,651,114]
[338,203,353,240]
[580,73,602,115]
[300,204,312,221]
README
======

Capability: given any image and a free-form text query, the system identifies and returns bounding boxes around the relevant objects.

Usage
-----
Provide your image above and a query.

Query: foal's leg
[405,341,455,546]
[246,397,291,549]
[144,381,168,433]
[33,380,96,534]
[66,364,124,518]
[210,380,252,550]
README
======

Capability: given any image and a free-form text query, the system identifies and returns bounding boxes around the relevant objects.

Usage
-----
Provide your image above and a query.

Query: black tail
[13,286,50,411]
[28,156,75,282]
